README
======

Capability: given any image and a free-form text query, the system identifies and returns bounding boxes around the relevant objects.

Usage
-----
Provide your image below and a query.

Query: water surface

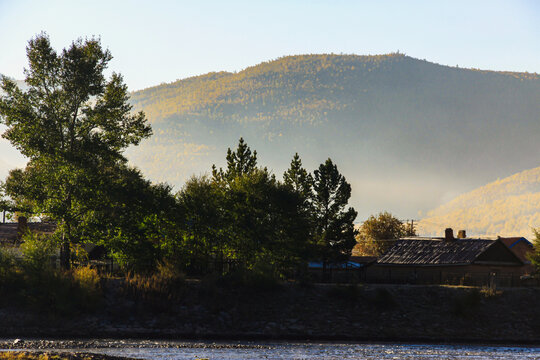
[78,342,540,360]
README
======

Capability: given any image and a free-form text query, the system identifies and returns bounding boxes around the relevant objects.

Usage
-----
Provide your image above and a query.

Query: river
[41,341,540,359]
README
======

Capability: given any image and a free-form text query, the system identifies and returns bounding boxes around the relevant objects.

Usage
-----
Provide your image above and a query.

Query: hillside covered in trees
[127,54,540,218]
[418,166,540,238]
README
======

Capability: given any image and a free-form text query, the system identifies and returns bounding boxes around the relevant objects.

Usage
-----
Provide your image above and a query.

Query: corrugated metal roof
[377,238,495,265]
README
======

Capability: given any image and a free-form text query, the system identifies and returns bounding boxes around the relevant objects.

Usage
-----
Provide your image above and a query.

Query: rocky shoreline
[0,351,140,360]
[0,282,538,345]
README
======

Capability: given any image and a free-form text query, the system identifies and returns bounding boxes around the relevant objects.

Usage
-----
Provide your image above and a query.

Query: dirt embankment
[0,281,538,344]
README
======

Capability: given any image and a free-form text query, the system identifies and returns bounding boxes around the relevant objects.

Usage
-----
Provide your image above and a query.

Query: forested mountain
[2,56,540,219]
[127,54,540,219]
[418,166,540,238]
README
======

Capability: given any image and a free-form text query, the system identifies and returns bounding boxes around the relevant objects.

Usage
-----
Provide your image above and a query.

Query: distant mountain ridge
[418,166,540,238]
[127,54,540,218]
[2,56,540,220]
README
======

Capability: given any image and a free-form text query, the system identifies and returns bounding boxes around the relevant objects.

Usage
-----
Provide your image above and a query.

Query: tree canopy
[0,33,152,268]
[312,159,358,262]
[355,211,415,256]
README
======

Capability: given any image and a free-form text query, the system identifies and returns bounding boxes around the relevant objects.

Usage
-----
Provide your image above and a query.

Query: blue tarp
[308,261,364,269]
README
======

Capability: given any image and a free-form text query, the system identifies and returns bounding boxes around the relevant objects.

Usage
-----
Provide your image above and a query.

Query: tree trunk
[60,241,71,270]
[60,228,71,270]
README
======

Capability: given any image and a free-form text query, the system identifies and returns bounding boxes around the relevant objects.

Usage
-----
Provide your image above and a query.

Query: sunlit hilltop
[126,54,540,218]
[419,166,540,238]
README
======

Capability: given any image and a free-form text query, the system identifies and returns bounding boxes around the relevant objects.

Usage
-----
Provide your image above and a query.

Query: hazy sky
[1,0,539,91]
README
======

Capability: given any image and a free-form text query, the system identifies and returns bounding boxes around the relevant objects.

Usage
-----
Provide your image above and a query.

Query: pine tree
[312,158,358,262]
[212,137,258,182]
[283,153,313,201]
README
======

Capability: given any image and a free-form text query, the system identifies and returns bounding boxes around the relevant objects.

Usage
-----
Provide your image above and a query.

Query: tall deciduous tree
[312,158,357,262]
[0,34,151,268]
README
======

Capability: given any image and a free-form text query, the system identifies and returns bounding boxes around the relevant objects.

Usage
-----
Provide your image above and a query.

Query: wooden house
[500,237,535,274]
[366,228,525,287]
[0,217,55,246]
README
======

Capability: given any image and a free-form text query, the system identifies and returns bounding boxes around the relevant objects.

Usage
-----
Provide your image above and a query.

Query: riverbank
[0,351,138,360]
[0,281,538,344]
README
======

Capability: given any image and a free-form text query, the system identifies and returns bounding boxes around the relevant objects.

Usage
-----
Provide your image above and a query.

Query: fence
[307,266,539,287]
[363,267,539,287]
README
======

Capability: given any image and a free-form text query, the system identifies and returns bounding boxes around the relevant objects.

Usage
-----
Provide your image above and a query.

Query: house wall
[366,264,526,287]
[508,241,535,274]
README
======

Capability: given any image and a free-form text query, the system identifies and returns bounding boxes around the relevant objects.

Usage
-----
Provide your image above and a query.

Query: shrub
[217,265,282,292]
[124,259,186,303]
[0,247,16,277]
[20,232,57,272]
[73,266,101,294]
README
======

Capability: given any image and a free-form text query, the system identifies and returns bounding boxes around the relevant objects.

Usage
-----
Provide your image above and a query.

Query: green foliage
[0,247,16,277]
[212,137,258,182]
[86,164,180,273]
[283,153,313,210]
[528,228,540,272]
[20,231,57,272]
[175,175,226,272]
[177,138,315,277]
[312,158,358,262]
[355,211,411,256]
[0,33,151,269]
[216,264,282,293]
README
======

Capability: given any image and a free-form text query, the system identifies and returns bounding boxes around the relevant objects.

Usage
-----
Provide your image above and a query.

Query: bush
[124,259,185,303]
[0,247,16,277]
[217,264,282,292]
[73,266,101,294]
[20,232,57,272]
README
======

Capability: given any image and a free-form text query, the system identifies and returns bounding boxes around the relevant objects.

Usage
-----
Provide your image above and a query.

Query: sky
[0,0,539,91]
[0,0,539,224]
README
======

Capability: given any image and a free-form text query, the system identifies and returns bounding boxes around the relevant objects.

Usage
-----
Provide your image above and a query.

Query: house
[500,237,535,274]
[0,217,56,246]
[366,228,525,287]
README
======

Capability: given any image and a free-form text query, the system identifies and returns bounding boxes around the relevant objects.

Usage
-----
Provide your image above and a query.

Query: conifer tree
[212,137,259,182]
[312,158,357,262]
[283,153,313,202]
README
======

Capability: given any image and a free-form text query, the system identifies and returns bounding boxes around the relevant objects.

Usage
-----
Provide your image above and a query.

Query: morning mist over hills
[125,53,540,232]
[2,53,540,236]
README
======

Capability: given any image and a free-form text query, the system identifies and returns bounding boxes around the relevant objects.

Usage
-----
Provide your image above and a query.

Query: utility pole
[401,219,418,236]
